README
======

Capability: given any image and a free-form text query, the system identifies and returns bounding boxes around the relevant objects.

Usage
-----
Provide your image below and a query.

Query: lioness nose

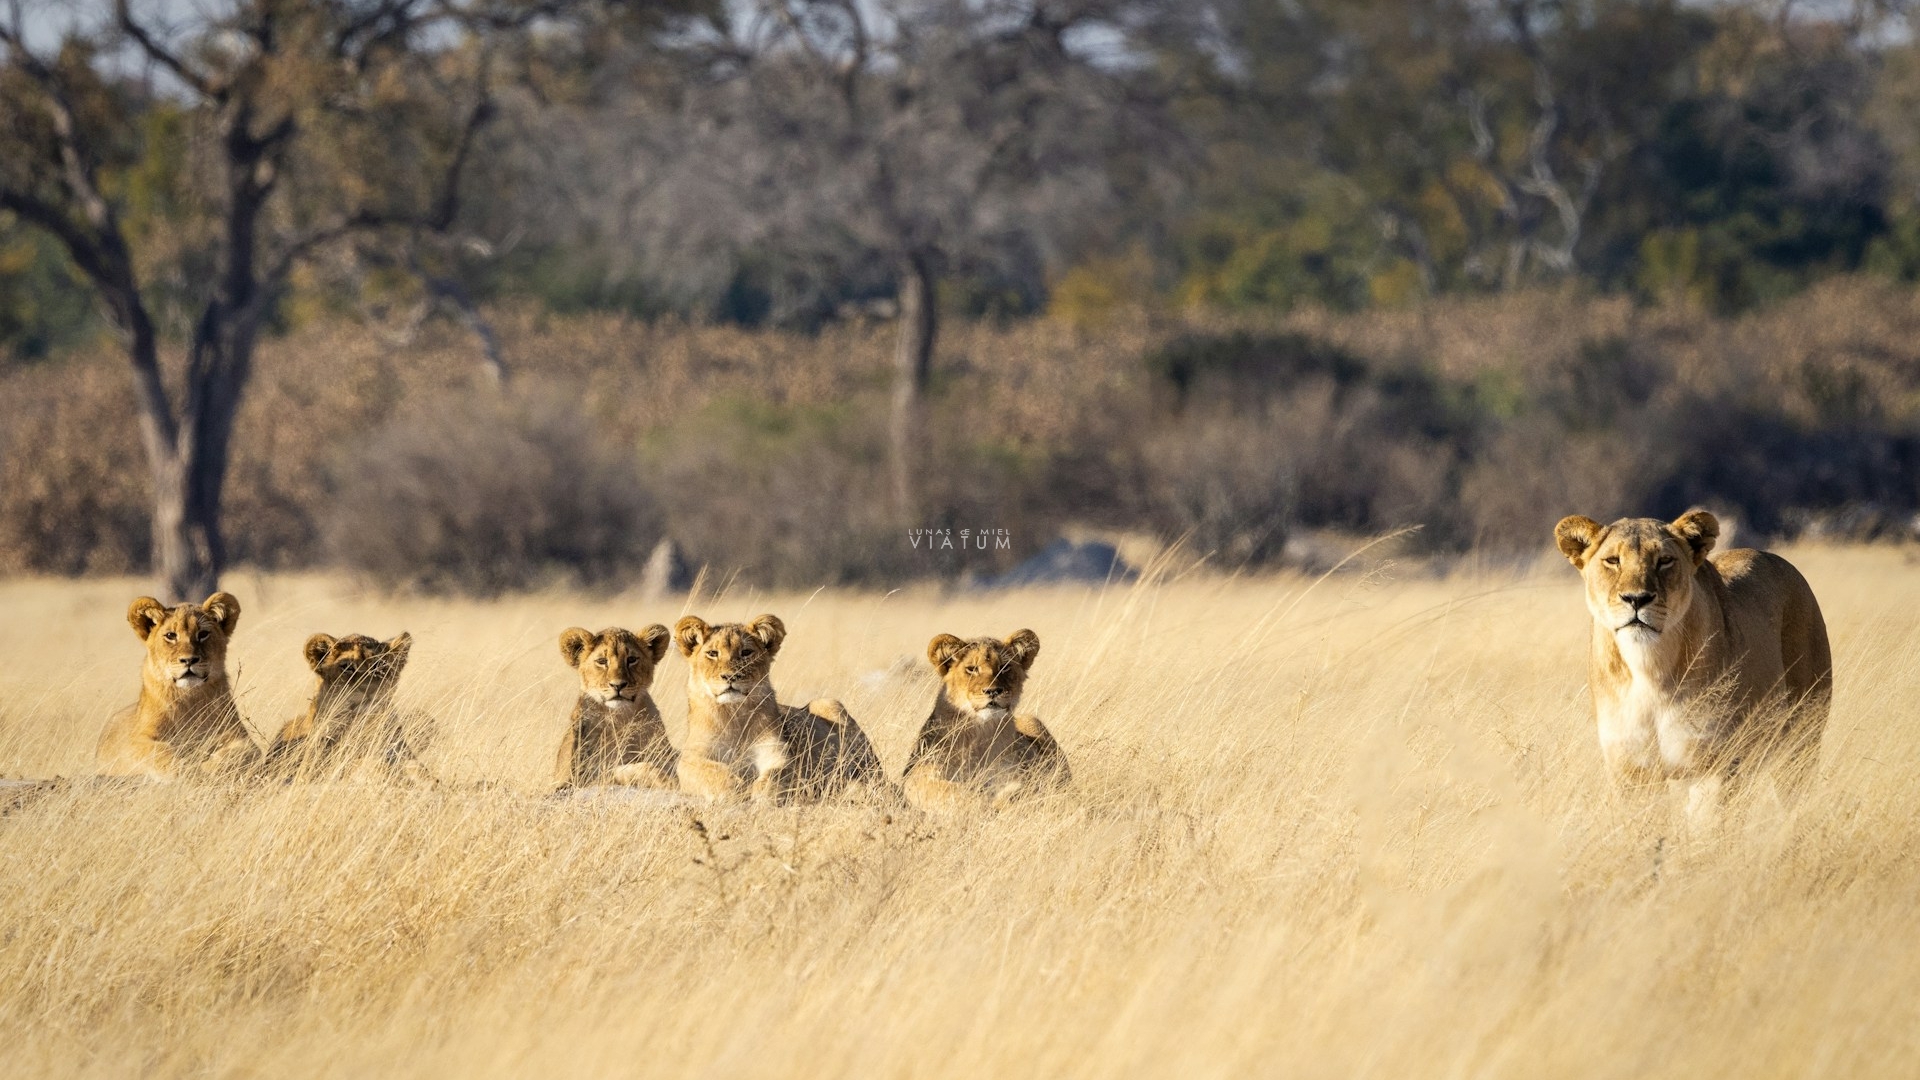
[180,655,201,666]
[1620,591,1654,609]
[608,677,626,688]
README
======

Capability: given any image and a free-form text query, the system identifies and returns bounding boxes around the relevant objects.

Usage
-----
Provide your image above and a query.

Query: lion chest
[1596,680,1710,781]
[691,707,787,773]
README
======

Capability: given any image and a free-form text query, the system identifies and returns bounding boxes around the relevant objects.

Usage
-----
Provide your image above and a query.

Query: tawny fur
[266,632,433,784]
[902,629,1070,811]
[96,592,260,780]
[673,614,883,803]
[554,625,677,790]
[1554,509,1832,819]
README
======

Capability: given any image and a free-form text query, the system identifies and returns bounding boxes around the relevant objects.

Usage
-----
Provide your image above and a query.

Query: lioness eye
[596,657,608,667]
[164,631,176,641]
[1602,556,1620,568]
[196,630,210,642]
[967,665,980,674]
[1658,556,1676,568]
[706,650,718,659]
[626,656,639,667]
[740,649,754,658]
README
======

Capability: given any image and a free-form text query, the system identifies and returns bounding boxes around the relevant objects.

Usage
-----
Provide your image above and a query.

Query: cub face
[305,631,412,704]
[128,592,241,689]
[1555,510,1717,642]
[674,615,784,703]
[927,630,1040,721]
[561,625,671,705]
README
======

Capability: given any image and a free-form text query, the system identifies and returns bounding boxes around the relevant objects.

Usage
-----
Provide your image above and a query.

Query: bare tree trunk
[890,250,938,524]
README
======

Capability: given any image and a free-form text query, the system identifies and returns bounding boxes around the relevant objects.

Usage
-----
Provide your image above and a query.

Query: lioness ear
[674,616,711,657]
[927,634,967,674]
[559,627,596,668]
[746,614,786,655]
[1670,509,1719,566]
[304,634,336,671]
[1553,516,1603,569]
[639,624,672,664]
[384,632,413,666]
[201,592,241,636]
[1004,629,1041,671]
[127,597,167,641]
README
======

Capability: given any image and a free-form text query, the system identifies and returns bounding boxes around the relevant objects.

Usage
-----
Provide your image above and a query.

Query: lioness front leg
[195,737,262,780]
[745,736,790,804]
[99,736,178,781]
[903,769,984,813]
[608,761,675,789]
[677,753,740,800]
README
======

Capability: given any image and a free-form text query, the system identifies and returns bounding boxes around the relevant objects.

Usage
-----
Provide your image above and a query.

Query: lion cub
[673,614,883,802]
[265,632,433,784]
[554,625,677,790]
[97,592,260,780]
[901,630,1070,810]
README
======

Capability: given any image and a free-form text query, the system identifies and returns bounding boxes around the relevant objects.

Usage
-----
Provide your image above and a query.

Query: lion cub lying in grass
[265,632,434,784]
[673,614,884,803]
[97,592,260,780]
[901,630,1070,811]
[554,625,677,790]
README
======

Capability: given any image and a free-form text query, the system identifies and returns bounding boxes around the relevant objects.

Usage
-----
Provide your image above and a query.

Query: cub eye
[966,665,980,674]
[740,649,754,658]
[626,655,639,666]
[196,630,210,642]
[1602,556,1620,568]
[705,650,718,659]
[164,631,177,642]
[1657,556,1676,569]
[595,657,608,667]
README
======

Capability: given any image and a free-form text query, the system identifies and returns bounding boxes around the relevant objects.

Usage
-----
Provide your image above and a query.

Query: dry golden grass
[2,545,1919,1077]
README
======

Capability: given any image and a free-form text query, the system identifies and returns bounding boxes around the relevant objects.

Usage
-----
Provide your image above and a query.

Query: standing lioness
[1554,510,1832,818]
[673,614,884,803]
[97,593,260,780]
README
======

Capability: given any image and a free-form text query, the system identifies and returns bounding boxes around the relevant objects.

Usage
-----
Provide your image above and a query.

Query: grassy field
[2,545,1918,1077]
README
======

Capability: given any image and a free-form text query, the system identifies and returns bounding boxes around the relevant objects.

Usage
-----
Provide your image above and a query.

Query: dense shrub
[323,390,663,595]
[8,283,1920,590]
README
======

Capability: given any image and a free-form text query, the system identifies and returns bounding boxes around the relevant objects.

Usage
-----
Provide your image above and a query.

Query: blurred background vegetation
[6,0,1920,591]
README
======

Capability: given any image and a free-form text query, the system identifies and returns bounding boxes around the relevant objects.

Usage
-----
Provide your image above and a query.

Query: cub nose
[180,655,201,666]
[1620,591,1654,610]
[607,677,627,688]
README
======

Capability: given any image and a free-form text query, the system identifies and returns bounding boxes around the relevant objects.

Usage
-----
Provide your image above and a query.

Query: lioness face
[675,615,785,704]
[561,625,670,705]
[928,630,1040,721]
[305,632,412,708]
[1555,511,1719,642]
[128,592,240,689]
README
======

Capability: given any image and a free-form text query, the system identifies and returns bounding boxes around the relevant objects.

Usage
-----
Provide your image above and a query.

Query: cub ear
[201,591,241,636]
[127,597,167,641]
[1553,516,1603,569]
[304,634,336,671]
[383,631,413,666]
[638,623,673,664]
[746,614,786,655]
[1670,509,1719,566]
[674,616,711,657]
[927,634,967,674]
[1004,629,1041,671]
[559,627,596,668]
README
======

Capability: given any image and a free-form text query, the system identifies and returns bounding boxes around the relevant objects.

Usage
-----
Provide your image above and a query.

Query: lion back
[780,700,884,799]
